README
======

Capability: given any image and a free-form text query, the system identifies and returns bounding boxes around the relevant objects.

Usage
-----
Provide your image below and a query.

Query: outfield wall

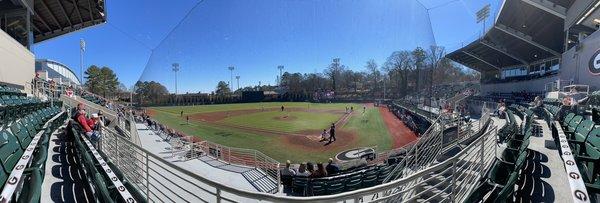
[0,29,34,91]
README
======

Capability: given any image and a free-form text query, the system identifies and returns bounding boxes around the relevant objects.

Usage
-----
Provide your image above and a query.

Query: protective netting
[138,0,437,95]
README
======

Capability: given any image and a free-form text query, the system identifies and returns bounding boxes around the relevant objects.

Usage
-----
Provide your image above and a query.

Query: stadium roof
[446,0,575,72]
[21,0,106,43]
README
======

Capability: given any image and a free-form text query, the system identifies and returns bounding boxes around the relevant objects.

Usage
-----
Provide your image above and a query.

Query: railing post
[480,129,486,177]
[449,161,458,202]
[216,188,222,203]
[276,162,281,193]
[145,152,150,201]
[115,132,120,167]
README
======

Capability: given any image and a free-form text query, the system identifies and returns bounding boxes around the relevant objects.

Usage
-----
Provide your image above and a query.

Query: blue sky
[33,0,500,93]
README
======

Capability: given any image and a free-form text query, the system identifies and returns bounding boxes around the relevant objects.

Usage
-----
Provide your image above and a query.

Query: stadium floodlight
[236,75,240,91]
[80,38,85,85]
[277,65,284,86]
[172,63,180,96]
[476,4,491,37]
[228,66,235,92]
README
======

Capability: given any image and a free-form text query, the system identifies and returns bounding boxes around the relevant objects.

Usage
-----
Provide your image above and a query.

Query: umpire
[329,123,336,142]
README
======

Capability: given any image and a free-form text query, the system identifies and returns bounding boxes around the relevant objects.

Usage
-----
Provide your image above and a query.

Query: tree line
[84,46,479,105]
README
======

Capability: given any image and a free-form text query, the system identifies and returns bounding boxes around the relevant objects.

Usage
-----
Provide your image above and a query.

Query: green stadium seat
[564,115,583,134]
[16,168,42,203]
[0,129,24,174]
[310,179,327,196]
[488,151,527,186]
[361,166,379,188]
[123,181,148,203]
[562,113,575,126]
[344,173,363,192]
[9,121,32,150]
[327,177,346,195]
[94,173,115,203]
[567,120,596,154]
[377,165,394,184]
[292,177,309,196]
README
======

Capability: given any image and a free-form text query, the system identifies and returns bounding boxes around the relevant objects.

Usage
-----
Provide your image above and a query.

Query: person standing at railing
[91,113,104,149]
[325,158,340,175]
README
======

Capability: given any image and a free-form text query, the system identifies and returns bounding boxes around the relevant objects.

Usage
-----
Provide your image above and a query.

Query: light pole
[277,65,284,86]
[172,63,180,104]
[236,76,240,91]
[80,39,85,85]
[228,66,235,91]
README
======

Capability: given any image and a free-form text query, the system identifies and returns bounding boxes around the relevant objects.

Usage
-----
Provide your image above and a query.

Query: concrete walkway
[134,123,269,193]
[41,126,93,203]
[516,119,572,202]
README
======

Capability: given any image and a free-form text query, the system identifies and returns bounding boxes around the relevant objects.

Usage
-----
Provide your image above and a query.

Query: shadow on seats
[49,133,93,203]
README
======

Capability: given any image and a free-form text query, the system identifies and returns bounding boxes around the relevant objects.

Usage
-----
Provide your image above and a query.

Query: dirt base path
[379,106,418,148]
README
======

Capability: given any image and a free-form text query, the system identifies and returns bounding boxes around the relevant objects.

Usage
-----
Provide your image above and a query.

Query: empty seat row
[1,95,54,125]
[0,106,66,202]
[558,113,600,198]
[286,164,395,196]
[465,109,536,202]
[0,86,26,97]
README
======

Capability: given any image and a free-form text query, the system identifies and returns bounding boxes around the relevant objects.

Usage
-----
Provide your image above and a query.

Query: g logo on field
[590,49,600,75]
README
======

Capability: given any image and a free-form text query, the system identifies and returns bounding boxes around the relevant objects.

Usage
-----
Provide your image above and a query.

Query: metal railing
[95,117,498,202]
[384,113,447,183]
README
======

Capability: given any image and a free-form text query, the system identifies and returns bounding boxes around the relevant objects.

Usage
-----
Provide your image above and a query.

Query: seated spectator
[310,163,328,178]
[280,160,296,176]
[307,162,315,174]
[325,158,340,175]
[90,113,103,147]
[296,163,311,177]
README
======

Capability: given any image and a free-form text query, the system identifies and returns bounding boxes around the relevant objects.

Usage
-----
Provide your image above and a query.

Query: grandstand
[1,0,600,203]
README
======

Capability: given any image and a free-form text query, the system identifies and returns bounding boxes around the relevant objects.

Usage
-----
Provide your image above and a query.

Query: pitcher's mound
[273,115,297,121]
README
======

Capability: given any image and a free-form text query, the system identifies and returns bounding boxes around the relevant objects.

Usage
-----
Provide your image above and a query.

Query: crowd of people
[72,103,106,148]
[280,158,341,183]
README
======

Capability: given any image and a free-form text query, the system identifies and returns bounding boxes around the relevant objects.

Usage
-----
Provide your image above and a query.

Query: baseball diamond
[146,102,417,162]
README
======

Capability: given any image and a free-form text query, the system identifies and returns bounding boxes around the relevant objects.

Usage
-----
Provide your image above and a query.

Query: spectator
[280,160,296,176]
[72,103,85,119]
[310,163,328,178]
[90,113,103,147]
[296,163,311,177]
[325,158,340,175]
[307,162,315,174]
[532,96,543,108]
[76,109,93,134]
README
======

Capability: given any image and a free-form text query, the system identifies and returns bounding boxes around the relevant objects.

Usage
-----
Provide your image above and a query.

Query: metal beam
[71,0,84,24]
[494,23,560,56]
[87,0,94,21]
[31,23,42,33]
[521,0,566,19]
[462,51,501,70]
[33,10,52,31]
[40,0,62,29]
[479,40,529,65]
[56,0,73,27]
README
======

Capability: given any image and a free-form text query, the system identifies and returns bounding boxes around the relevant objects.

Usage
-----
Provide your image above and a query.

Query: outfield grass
[149,102,392,163]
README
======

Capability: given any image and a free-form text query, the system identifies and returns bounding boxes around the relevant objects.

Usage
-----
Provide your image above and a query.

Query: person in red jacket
[76,109,93,133]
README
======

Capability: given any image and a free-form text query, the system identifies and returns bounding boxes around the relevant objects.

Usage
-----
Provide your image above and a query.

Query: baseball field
[147,102,416,163]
